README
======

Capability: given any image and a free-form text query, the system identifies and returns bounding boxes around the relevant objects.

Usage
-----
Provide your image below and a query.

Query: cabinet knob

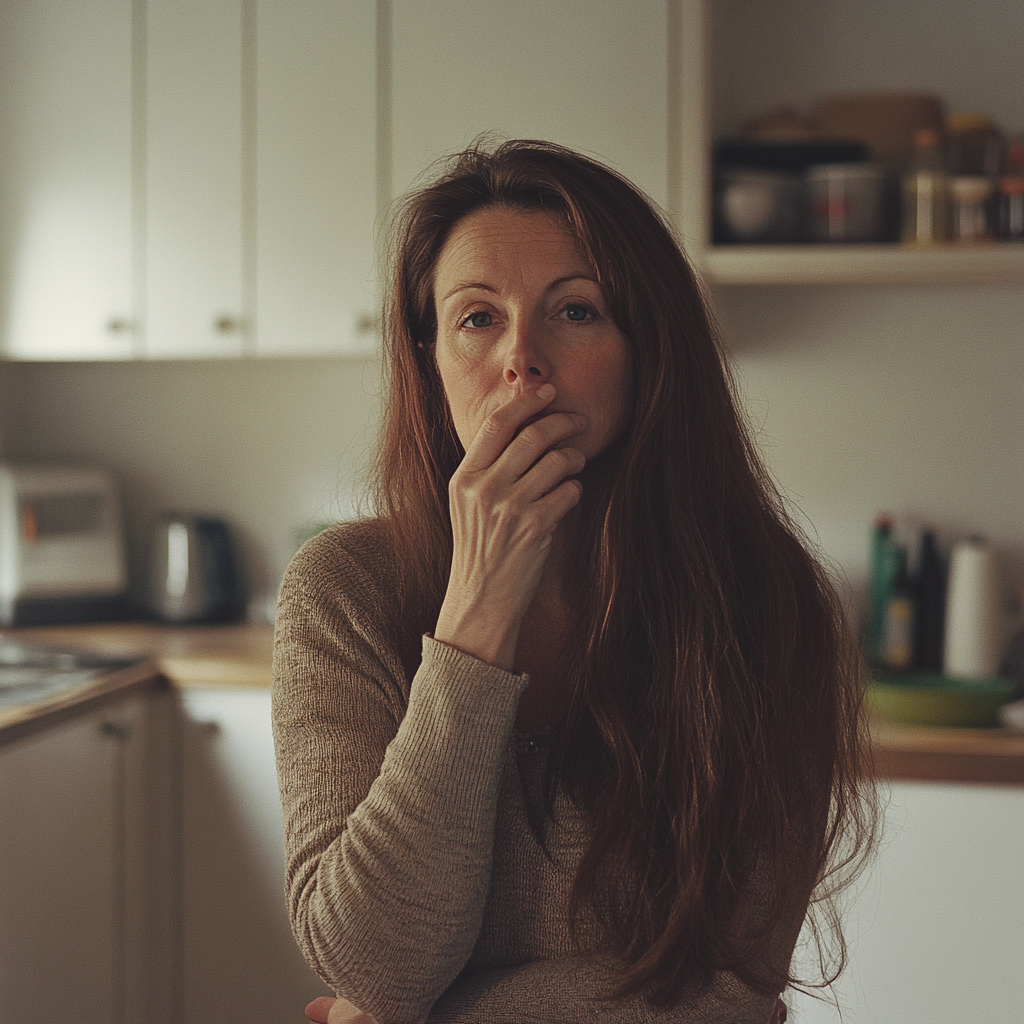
[107,317,133,334]
[100,720,132,742]
[214,315,243,334]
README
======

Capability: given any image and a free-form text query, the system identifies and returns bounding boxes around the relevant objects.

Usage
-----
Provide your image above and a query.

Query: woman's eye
[560,303,595,323]
[462,311,493,329]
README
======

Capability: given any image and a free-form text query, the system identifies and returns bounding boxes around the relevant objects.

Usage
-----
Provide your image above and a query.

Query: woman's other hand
[304,996,430,1024]
[304,995,379,1024]
[434,383,586,670]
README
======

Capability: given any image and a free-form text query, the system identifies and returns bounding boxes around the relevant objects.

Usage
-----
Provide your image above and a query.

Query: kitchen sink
[0,640,138,708]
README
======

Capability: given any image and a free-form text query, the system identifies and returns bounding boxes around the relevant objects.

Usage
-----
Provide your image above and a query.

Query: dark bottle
[912,530,946,672]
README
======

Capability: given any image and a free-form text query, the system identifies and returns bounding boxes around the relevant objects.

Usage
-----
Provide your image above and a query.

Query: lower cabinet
[0,685,327,1024]
[787,781,1024,1024]
[0,691,176,1024]
[180,687,331,1024]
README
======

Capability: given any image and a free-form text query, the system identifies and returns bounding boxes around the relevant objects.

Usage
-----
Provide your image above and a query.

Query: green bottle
[867,513,899,668]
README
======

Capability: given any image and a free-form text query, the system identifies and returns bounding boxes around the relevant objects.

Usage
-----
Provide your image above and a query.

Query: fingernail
[537,383,555,400]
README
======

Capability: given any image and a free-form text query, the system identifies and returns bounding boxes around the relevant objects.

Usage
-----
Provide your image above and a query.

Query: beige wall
[3,278,1022,627]
[718,283,1024,619]
[1,355,383,618]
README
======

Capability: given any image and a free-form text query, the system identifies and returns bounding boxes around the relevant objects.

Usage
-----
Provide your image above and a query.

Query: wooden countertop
[3,622,1022,785]
[0,622,274,738]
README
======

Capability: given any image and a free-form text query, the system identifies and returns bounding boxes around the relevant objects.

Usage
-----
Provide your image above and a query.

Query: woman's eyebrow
[440,281,498,302]
[546,274,599,292]
[441,273,599,304]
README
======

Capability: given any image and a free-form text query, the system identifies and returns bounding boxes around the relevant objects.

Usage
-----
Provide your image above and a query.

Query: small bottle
[902,127,949,244]
[912,530,946,672]
[882,547,914,671]
[997,135,1024,240]
[950,176,995,242]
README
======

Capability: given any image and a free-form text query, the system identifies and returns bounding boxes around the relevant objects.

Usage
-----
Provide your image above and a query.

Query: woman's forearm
[277,623,527,1024]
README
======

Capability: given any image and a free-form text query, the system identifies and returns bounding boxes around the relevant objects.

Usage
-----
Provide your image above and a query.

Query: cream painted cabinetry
[148,0,381,357]
[0,0,379,360]
[180,688,329,1023]
[0,0,136,359]
[788,781,1024,1024]
[0,692,176,1024]
[145,0,246,357]
[254,0,378,356]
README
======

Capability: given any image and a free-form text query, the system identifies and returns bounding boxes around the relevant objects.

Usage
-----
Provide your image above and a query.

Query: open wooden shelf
[700,242,1024,286]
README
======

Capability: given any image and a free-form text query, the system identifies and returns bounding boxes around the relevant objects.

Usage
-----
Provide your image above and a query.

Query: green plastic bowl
[868,673,1014,728]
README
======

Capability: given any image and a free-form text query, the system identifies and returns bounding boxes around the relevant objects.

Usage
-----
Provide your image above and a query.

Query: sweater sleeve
[272,531,528,1024]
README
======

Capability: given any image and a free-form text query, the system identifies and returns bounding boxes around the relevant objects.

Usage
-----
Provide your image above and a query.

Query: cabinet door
[0,0,135,359]
[391,0,670,210]
[788,781,1024,1024]
[255,0,379,356]
[145,0,246,357]
[0,700,137,1023]
[181,688,329,1024]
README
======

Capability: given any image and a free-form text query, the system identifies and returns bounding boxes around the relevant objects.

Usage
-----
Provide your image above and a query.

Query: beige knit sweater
[272,521,782,1024]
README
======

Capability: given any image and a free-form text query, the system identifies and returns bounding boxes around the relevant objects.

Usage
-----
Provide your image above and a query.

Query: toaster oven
[0,464,128,626]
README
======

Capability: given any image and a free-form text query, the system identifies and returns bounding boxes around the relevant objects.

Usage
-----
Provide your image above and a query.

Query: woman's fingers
[461,383,572,473]
[304,995,381,1024]
[305,997,335,1022]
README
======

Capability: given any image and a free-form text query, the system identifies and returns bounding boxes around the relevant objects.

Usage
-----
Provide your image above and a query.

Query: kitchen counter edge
[2,623,1022,785]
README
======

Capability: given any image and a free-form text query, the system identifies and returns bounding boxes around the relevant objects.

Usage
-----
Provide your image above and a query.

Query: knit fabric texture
[272,520,782,1023]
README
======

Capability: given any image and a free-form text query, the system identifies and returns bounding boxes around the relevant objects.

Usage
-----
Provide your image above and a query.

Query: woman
[273,140,876,1024]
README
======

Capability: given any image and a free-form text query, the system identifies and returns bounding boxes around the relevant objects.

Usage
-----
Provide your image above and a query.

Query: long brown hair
[373,139,876,1006]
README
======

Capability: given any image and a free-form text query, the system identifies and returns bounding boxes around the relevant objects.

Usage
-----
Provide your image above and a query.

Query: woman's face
[432,205,633,461]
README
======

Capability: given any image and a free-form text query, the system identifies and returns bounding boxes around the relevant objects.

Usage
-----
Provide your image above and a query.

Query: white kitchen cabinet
[180,688,330,1024]
[255,0,379,356]
[0,0,136,359]
[145,0,247,357]
[0,693,162,1024]
[787,780,1024,1024]
[390,0,672,217]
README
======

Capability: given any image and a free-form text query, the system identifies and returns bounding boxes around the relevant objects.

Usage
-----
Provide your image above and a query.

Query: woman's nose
[502,321,550,386]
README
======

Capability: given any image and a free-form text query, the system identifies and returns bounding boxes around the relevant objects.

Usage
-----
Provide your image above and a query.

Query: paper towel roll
[944,539,1001,680]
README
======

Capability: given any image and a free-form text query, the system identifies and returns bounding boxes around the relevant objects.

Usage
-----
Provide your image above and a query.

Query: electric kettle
[146,514,245,623]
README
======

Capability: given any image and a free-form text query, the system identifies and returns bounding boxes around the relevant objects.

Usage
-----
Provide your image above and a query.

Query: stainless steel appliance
[0,464,128,626]
[146,514,245,623]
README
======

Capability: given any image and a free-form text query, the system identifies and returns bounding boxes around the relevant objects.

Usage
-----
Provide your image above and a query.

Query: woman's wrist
[433,599,521,672]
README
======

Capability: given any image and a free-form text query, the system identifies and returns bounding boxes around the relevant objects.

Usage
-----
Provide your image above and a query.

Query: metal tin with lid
[807,163,894,242]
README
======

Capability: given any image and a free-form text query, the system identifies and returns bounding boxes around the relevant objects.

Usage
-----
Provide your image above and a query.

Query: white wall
[716,283,1024,620]
[712,0,1024,137]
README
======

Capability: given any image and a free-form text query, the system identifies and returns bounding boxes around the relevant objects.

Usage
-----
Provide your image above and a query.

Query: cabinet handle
[107,317,133,334]
[100,720,132,742]
[214,315,243,334]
